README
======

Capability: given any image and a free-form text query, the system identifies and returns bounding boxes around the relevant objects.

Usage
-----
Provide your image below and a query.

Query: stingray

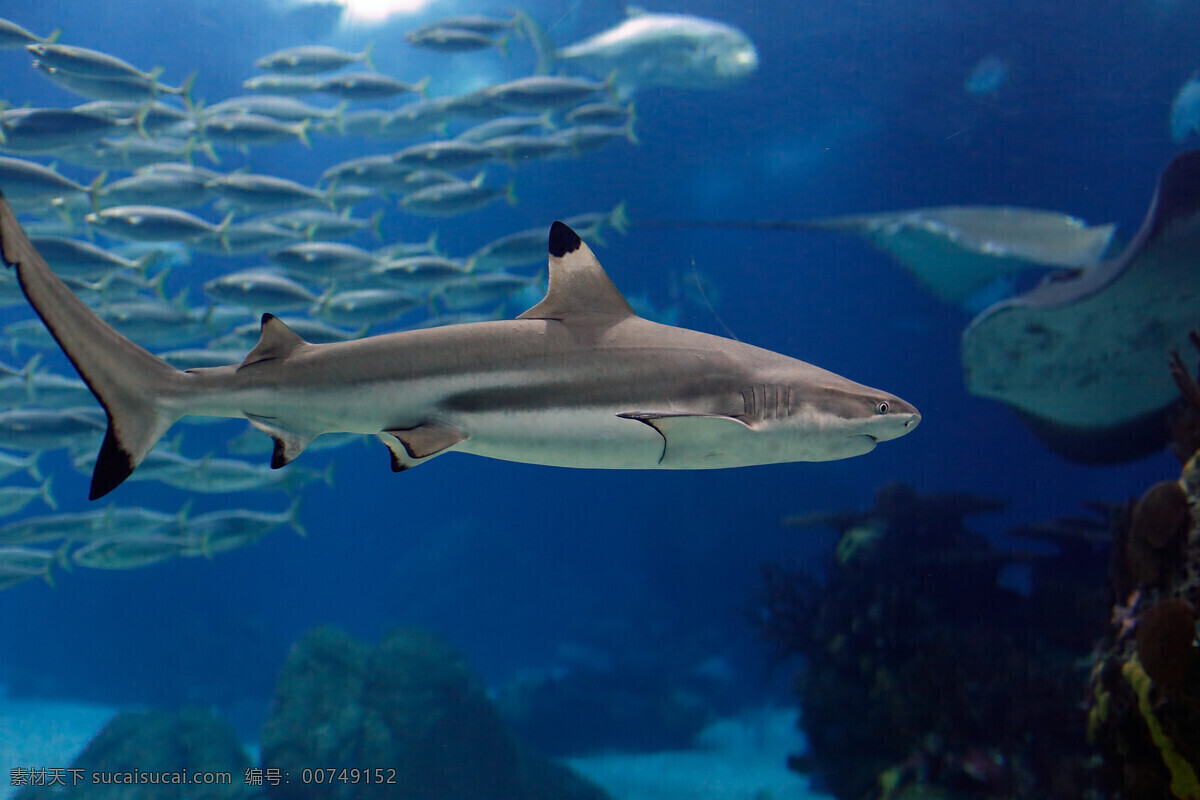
[640,207,1116,309]
[801,206,1117,307]
[961,150,1200,463]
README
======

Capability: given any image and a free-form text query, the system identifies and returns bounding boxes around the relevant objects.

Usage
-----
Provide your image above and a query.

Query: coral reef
[1086,331,1200,799]
[760,483,1107,800]
[259,626,611,800]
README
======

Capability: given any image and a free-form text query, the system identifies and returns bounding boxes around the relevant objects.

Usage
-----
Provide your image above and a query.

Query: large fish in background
[524,8,759,96]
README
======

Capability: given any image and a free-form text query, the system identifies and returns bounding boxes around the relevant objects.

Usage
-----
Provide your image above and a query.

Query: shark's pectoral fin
[238,314,309,370]
[617,412,751,465]
[244,413,318,468]
[379,423,467,471]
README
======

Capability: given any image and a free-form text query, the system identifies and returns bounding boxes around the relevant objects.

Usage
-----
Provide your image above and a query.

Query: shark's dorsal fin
[239,313,308,370]
[518,221,636,322]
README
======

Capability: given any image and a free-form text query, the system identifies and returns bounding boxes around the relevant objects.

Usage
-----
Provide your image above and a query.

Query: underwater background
[0,0,1198,798]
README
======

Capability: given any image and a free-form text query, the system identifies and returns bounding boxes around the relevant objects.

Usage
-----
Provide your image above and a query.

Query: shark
[0,195,920,500]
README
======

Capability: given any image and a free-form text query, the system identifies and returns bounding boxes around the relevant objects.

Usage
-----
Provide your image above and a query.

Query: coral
[1123,656,1200,800]
[1124,481,1190,589]
[1136,598,1198,689]
[1086,368,1200,800]
[761,484,1100,800]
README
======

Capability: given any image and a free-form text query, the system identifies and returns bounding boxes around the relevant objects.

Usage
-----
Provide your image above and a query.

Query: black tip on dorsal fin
[519,221,635,322]
[549,220,582,257]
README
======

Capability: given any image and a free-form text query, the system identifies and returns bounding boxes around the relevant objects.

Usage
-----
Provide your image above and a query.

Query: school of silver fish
[0,9,680,590]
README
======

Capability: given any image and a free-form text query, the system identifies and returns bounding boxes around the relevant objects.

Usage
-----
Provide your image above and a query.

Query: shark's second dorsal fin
[239,313,308,370]
[518,221,636,322]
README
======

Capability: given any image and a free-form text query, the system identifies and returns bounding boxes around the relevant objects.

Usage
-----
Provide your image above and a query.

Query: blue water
[0,0,1190,760]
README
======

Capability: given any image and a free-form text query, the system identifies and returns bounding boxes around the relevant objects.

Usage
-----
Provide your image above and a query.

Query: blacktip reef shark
[0,195,920,500]
[962,150,1200,464]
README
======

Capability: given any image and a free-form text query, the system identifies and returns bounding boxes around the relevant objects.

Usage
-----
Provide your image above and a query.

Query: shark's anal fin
[617,411,751,464]
[238,314,309,370]
[244,413,317,468]
[378,424,466,472]
[518,221,636,322]
[386,423,466,459]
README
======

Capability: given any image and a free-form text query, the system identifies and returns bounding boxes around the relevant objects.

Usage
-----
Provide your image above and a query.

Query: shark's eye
[876,400,890,415]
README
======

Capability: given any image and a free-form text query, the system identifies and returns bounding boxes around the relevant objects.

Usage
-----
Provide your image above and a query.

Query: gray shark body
[0,197,919,499]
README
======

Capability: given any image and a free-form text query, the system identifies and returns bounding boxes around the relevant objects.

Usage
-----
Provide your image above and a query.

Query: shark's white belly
[451,407,668,468]
[202,373,767,470]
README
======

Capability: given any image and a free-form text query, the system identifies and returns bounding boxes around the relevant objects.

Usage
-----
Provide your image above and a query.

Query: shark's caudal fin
[0,192,184,499]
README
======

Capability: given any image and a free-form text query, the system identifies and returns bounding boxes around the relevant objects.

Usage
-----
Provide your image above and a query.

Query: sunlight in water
[338,0,433,23]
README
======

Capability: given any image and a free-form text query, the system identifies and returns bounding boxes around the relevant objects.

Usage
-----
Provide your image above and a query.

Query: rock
[13,709,255,800]
[259,626,610,800]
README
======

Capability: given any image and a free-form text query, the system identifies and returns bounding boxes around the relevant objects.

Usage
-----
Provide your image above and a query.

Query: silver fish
[393,140,494,172]
[32,60,193,104]
[0,478,56,516]
[27,42,162,81]
[313,288,422,327]
[84,205,232,244]
[316,73,429,101]
[241,74,323,95]
[0,156,105,206]
[204,270,319,311]
[399,175,514,216]
[202,113,311,149]
[254,43,375,75]
[269,242,380,282]
[0,107,133,153]
[0,407,106,452]
[0,18,59,48]
[208,173,329,212]
[405,26,506,53]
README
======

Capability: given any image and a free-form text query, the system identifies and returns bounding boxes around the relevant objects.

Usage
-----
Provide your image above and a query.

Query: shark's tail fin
[0,192,185,499]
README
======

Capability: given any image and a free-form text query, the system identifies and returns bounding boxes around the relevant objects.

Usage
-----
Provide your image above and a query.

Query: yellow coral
[1087,684,1109,744]
[877,765,902,799]
[1123,655,1200,799]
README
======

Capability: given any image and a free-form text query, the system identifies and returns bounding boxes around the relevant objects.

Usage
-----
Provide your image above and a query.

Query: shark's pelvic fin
[385,423,467,459]
[518,220,636,322]
[0,191,184,499]
[244,413,318,469]
[239,314,309,370]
